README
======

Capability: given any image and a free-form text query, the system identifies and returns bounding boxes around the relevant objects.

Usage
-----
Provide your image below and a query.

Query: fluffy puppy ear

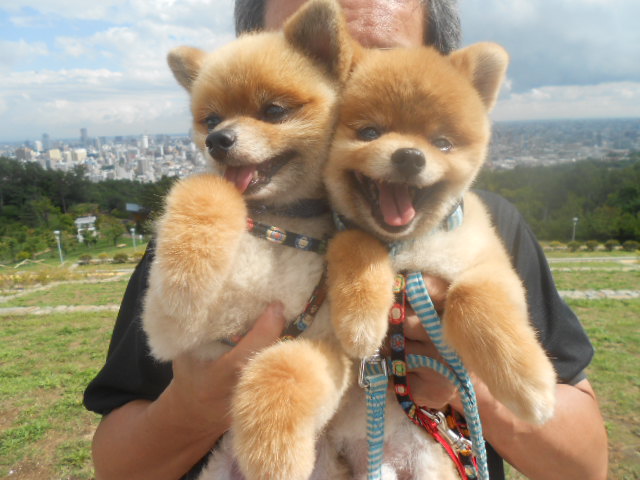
[283,0,355,83]
[450,42,509,111]
[167,46,206,91]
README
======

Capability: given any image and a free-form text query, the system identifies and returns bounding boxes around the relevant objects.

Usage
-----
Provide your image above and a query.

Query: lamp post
[571,217,579,242]
[53,230,64,264]
[130,227,136,250]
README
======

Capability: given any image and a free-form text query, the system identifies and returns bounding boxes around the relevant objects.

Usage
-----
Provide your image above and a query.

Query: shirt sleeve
[474,189,594,384]
[83,241,173,415]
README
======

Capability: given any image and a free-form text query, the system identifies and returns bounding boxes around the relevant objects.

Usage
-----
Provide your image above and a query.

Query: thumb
[228,301,286,361]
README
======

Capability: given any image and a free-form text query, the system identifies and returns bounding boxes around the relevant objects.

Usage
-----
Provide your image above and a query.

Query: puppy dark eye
[263,103,288,122]
[433,138,453,152]
[204,114,223,131]
[357,127,381,141]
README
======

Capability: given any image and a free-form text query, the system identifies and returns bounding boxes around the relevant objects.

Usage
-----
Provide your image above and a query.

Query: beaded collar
[246,218,328,254]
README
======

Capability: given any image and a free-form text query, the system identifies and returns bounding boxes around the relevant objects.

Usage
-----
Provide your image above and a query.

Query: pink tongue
[378,182,416,226]
[224,166,256,193]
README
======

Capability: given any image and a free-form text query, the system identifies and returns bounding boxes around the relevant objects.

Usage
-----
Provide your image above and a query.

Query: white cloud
[493,82,640,121]
[2,0,639,142]
[0,39,49,70]
[0,69,191,140]
[461,0,640,90]
[4,0,235,27]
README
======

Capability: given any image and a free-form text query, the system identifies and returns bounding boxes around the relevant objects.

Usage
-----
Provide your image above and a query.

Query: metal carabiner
[419,408,473,454]
[358,352,388,389]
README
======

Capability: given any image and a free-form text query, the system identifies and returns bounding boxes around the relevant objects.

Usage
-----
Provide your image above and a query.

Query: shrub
[567,241,582,252]
[16,251,32,261]
[78,254,92,265]
[622,240,640,252]
[604,239,620,252]
[98,253,109,264]
[112,253,128,264]
[549,241,564,250]
[585,240,600,252]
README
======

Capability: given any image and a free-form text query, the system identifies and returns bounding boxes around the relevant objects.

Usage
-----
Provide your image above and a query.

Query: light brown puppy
[142,1,373,479]
[325,43,557,428]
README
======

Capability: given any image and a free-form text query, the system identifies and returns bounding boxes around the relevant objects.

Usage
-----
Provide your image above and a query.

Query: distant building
[72,148,87,164]
[80,127,88,147]
[74,215,97,243]
[15,147,34,161]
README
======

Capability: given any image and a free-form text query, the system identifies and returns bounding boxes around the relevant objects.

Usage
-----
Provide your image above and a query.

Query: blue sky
[1,0,639,143]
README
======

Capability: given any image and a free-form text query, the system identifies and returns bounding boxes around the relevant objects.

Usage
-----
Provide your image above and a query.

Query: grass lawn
[0,312,114,480]
[568,298,640,480]
[1,251,639,479]
[1,280,130,308]
[551,269,640,291]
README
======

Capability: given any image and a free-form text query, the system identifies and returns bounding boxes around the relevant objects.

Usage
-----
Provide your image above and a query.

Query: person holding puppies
[85,1,608,479]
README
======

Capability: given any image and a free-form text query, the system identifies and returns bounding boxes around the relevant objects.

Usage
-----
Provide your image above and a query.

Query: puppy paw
[327,230,395,357]
[157,173,247,261]
[142,174,248,360]
[232,340,350,479]
[499,352,557,425]
[444,277,556,424]
[153,174,247,301]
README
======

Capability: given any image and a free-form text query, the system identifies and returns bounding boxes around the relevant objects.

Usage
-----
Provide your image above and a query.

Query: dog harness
[222,217,329,347]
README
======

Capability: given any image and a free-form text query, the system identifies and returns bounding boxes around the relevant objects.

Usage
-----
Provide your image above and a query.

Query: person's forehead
[264,0,426,48]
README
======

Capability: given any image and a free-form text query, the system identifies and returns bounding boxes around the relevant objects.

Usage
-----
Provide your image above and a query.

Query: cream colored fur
[145,2,554,479]
[323,42,557,476]
[142,1,379,479]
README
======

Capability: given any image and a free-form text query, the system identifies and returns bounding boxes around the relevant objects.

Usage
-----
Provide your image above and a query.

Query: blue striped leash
[405,271,489,480]
[359,353,388,480]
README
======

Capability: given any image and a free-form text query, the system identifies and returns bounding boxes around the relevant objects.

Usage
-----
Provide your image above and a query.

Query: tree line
[0,156,176,263]
[0,153,638,263]
[475,152,640,243]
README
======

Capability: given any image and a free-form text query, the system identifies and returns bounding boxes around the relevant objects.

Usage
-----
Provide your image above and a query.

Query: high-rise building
[42,133,50,151]
[15,147,34,161]
[80,128,88,146]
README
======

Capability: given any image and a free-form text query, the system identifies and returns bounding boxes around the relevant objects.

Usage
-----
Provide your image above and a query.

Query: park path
[0,277,638,318]
[1,258,638,316]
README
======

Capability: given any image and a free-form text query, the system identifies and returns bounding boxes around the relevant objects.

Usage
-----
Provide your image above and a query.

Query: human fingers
[404,338,456,409]
[403,310,431,342]
[421,274,449,314]
[227,301,286,364]
[406,369,458,410]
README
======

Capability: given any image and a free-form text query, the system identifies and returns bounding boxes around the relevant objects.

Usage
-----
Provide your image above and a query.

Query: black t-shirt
[83,190,594,479]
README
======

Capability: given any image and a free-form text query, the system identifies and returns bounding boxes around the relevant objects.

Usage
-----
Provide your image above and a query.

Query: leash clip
[358,352,388,389]
[419,408,473,454]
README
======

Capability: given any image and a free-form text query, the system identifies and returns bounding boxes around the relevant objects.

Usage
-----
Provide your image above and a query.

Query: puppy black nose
[205,129,236,159]
[392,148,425,177]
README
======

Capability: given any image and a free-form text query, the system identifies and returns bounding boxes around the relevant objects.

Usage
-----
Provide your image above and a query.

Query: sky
[1,0,639,143]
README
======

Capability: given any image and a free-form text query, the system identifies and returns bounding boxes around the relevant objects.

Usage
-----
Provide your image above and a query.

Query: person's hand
[403,275,457,410]
[166,301,286,435]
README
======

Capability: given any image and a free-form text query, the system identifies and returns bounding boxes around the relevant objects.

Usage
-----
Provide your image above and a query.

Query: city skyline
[1,0,640,142]
[6,118,638,181]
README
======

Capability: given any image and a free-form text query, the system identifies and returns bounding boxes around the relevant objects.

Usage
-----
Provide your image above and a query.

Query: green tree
[22,196,60,228]
[98,215,126,246]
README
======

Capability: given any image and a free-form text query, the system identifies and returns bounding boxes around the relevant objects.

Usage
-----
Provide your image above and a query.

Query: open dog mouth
[224,150,295,194]
[352,171,429,233]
